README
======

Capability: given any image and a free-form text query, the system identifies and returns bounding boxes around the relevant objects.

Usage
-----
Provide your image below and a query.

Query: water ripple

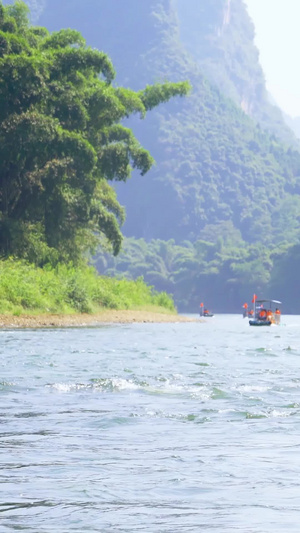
[1,315,300,531]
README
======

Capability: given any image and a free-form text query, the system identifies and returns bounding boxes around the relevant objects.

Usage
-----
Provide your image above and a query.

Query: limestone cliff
[175,0,296,146]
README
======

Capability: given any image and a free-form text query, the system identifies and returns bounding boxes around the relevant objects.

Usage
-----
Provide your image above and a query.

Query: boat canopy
[255,299,282,305]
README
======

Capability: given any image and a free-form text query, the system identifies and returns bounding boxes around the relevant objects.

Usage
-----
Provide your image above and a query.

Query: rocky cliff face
[175,0,296,146]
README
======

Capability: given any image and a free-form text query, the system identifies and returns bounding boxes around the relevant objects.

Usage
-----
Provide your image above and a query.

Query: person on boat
[258,308,267,320]
[275,308,281,324]
[266,309,273,322]
[248,309,254,317]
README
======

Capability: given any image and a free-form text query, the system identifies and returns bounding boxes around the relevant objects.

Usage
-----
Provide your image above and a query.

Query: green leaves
[50,47,115,83]
[139,81,191,110]
[0,1,189,264]
[0,54,47,121]
[98,125,154,180]
[41,28,86,50]
[4,1,29,29]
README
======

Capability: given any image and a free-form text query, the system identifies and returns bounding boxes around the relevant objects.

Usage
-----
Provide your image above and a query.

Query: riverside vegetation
[0,1,189,317]
[0,260,175,315]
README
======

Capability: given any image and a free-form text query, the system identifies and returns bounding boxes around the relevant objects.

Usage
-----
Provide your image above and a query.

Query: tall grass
[0,259,176,315]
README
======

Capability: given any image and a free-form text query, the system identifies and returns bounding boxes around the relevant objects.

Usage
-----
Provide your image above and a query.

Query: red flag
[200,302,204,307]
[251,294,257,303]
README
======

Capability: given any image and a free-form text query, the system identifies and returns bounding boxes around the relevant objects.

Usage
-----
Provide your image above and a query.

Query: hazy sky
[245,0,300,118]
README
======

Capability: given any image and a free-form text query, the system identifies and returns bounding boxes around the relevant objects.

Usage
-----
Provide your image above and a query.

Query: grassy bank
[0,259,176,316]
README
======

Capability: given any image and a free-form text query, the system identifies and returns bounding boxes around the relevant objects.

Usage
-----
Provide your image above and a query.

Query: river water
[1,314,300,532]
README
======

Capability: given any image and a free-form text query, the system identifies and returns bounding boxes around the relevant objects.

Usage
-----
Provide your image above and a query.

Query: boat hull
[249,319,272,326]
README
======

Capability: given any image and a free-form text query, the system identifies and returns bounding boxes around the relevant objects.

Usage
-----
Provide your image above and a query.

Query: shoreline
[0,310,200,328]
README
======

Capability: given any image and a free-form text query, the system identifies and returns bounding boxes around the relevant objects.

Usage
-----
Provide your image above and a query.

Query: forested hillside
[33,0,300,248]
[5,0,300,311]
[28,0,298,145]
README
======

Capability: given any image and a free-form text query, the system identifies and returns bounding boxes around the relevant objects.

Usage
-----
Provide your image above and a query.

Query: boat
[242,303,249,318]
[199,303,214,317]
[249,299,282,326]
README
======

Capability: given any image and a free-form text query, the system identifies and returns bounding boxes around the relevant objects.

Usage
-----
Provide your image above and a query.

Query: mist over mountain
[284,114,300,140]
[175,0,297,147]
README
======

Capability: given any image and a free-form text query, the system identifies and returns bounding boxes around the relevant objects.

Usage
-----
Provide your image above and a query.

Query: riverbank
[0,310,200,328]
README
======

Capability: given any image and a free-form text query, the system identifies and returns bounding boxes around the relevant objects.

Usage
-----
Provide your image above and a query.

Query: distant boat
[242,303,253,318]
[242,303,250,318]
[200,306,214,317]
[203,310,214,317]
[249,299,282,326]
[199,303,214,317]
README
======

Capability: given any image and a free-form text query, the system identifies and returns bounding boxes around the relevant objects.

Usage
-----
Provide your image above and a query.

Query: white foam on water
[268,409,294,418]
[236,384,270,393]
[110,378,140,391]
[50,383,75,392]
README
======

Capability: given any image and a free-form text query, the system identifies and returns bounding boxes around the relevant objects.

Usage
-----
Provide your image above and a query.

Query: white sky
[245,0,300,118]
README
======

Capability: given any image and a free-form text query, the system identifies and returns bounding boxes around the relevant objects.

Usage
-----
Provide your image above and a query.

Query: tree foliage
[95,236,294,312]
[0,0,190,263]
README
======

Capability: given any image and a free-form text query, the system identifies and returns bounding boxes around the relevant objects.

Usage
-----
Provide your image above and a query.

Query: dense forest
[3,0,300,312]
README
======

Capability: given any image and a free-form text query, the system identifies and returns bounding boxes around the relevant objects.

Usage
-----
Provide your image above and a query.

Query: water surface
[1,314,300,532]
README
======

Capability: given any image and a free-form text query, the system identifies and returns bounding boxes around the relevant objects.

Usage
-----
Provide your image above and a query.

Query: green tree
[0,1,190,264]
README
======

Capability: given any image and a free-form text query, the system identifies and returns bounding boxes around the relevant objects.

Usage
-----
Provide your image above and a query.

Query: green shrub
[0,259,176,315]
